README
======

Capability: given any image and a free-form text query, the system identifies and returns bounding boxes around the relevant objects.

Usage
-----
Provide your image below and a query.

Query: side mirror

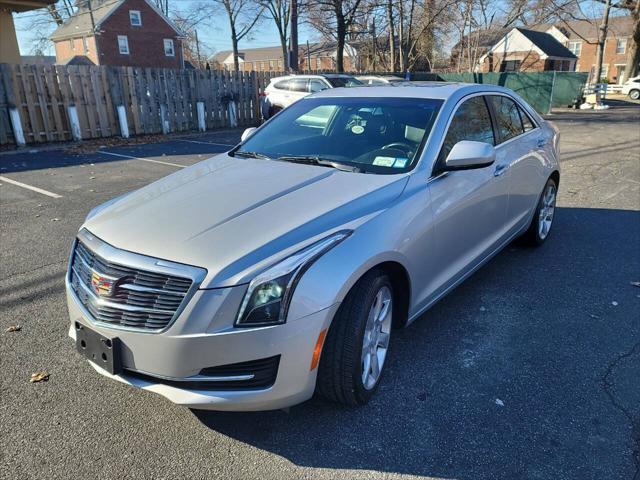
[444,140,495,171]
[241,127,257,142]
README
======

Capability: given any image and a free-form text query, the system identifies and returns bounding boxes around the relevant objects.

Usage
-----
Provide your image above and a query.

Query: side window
[273,80,290,90]
[489,96,524,142]
[289,78,308,92]
[440,96,494,162]
[309,79,329,93]
[518,105,535,131]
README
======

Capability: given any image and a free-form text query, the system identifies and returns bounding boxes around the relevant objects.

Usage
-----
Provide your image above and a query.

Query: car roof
[268,74,355,82]
[309,81,514,100]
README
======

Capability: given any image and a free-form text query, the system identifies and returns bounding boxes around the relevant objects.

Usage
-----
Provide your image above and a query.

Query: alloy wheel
[538,183,557,240]
[361,286,392,390]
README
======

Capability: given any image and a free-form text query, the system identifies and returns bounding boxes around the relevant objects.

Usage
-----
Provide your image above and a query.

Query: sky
[13,0,316,58]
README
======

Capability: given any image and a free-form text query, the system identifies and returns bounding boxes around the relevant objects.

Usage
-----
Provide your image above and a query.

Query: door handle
[494,164,507,177]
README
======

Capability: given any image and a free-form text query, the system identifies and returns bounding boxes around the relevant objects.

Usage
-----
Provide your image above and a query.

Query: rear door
[287,78,311,105]
[487,95,547,232]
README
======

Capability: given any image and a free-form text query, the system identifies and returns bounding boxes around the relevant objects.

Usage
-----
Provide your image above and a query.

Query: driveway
[1,103,638,480]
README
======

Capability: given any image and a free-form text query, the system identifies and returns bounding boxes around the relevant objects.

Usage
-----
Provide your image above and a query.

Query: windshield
[327,77,363,87]
[235,97,442,174]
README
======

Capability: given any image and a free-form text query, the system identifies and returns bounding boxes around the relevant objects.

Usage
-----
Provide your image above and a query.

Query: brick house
[477,28,577,73]
[538,16,635,84]
[212,42,359,72]
[50,0,184,68]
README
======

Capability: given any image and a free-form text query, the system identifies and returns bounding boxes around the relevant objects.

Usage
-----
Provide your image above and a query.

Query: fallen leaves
[30,372,50,383]
[5,325,21,332]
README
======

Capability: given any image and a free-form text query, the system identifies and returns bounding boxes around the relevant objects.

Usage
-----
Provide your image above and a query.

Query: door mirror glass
[444,140,495,170]
[241,127,257,142]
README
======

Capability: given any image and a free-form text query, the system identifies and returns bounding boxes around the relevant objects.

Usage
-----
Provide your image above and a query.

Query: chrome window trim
[67,228,207,334]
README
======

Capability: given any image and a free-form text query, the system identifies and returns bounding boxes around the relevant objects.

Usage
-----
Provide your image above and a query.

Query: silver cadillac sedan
[66,83,559,411]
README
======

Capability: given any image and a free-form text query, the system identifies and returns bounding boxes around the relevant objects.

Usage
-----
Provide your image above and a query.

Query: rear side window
[439,96,495,162]
[289,78,308,92]
[273,80,290,90]
[518,105,535,131]
[489,96,524,142]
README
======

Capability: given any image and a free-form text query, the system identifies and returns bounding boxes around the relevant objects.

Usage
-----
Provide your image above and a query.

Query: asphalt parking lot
[1,102,639,480]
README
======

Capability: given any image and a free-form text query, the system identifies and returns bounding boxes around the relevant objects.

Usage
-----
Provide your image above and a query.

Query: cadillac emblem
[90,271,118,297]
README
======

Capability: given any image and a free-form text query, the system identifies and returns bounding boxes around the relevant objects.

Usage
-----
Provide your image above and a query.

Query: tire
[316,270,393,406]
[521,177,558,246]
[629,89,640,101]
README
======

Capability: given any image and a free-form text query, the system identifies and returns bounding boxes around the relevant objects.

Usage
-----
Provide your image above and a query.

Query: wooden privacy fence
[0,64,284,146]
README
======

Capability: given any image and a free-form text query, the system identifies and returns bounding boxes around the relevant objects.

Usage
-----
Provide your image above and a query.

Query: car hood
[84,154,409,288]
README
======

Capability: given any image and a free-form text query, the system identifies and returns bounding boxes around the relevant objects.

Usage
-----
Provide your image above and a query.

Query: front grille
[125,356,281,390]
[69,239,193,331]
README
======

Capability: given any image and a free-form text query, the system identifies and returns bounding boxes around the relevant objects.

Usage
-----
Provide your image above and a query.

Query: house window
[616,39,626,55]
[568,41,581,56]
[500,60,521,72]
[316,57,321,70]
[269,60,275,69]
[129,10,142,26]
[82,37,89,53]
[69,38,75,51]
[118,35,129,55]
[164,39,175,57]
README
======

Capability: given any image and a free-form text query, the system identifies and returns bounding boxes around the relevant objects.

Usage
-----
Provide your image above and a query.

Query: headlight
[235,230,352,327]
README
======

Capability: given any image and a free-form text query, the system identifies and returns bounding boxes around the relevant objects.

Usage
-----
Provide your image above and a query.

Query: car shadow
[192,207,640,479]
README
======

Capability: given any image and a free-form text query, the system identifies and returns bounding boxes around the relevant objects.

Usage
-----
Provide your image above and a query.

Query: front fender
[286,225,411,322]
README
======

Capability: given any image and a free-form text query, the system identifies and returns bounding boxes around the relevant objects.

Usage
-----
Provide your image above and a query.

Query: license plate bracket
[75,322,122,375]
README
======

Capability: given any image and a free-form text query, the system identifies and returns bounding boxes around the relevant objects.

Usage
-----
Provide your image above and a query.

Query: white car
[357,75,406,85]
[262,74,362,118]
[621,76,640,100]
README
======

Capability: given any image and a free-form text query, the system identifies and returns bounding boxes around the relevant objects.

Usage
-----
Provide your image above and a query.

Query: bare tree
[260,0,291,70]
[207,0,264,71]
[306,0,365,72]
[621,0,639,78]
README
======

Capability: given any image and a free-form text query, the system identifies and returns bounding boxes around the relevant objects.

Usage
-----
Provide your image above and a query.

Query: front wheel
[316,270,393,406]
[521,177,557,246]
[629,89,640,100]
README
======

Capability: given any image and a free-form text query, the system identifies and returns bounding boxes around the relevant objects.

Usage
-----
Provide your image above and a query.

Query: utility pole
[86,0,96,32]
[306,40,311,72]
[195,29,202,69]
[289,0,298,73]
[371,20,377,72]
[594,0,612,84]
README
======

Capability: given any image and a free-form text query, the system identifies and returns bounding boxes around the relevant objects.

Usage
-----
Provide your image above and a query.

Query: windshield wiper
[276,155,363,173]
[233,150,271,160]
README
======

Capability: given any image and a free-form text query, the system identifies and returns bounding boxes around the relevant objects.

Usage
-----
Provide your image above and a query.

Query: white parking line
[178,139,235,147]
[99,151,185,168]
[0,175,63,199]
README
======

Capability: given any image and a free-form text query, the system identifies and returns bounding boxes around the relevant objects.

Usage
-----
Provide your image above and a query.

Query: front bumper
[66,285,338,411]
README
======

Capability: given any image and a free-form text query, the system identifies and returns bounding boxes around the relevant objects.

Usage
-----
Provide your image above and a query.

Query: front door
[416,95,510,310]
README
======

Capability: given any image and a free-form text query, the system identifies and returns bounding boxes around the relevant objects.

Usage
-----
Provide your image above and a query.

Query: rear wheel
[629,89,640,100]
[521,177,557,246]
[316,270,393,406]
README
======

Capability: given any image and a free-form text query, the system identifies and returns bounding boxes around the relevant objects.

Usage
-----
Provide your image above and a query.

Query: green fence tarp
[407,71,588,114]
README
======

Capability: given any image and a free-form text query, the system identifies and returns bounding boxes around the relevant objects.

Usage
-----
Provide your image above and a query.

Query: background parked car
[356,75,407,85]
[621,76,640,100]
[262,74,362,119]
